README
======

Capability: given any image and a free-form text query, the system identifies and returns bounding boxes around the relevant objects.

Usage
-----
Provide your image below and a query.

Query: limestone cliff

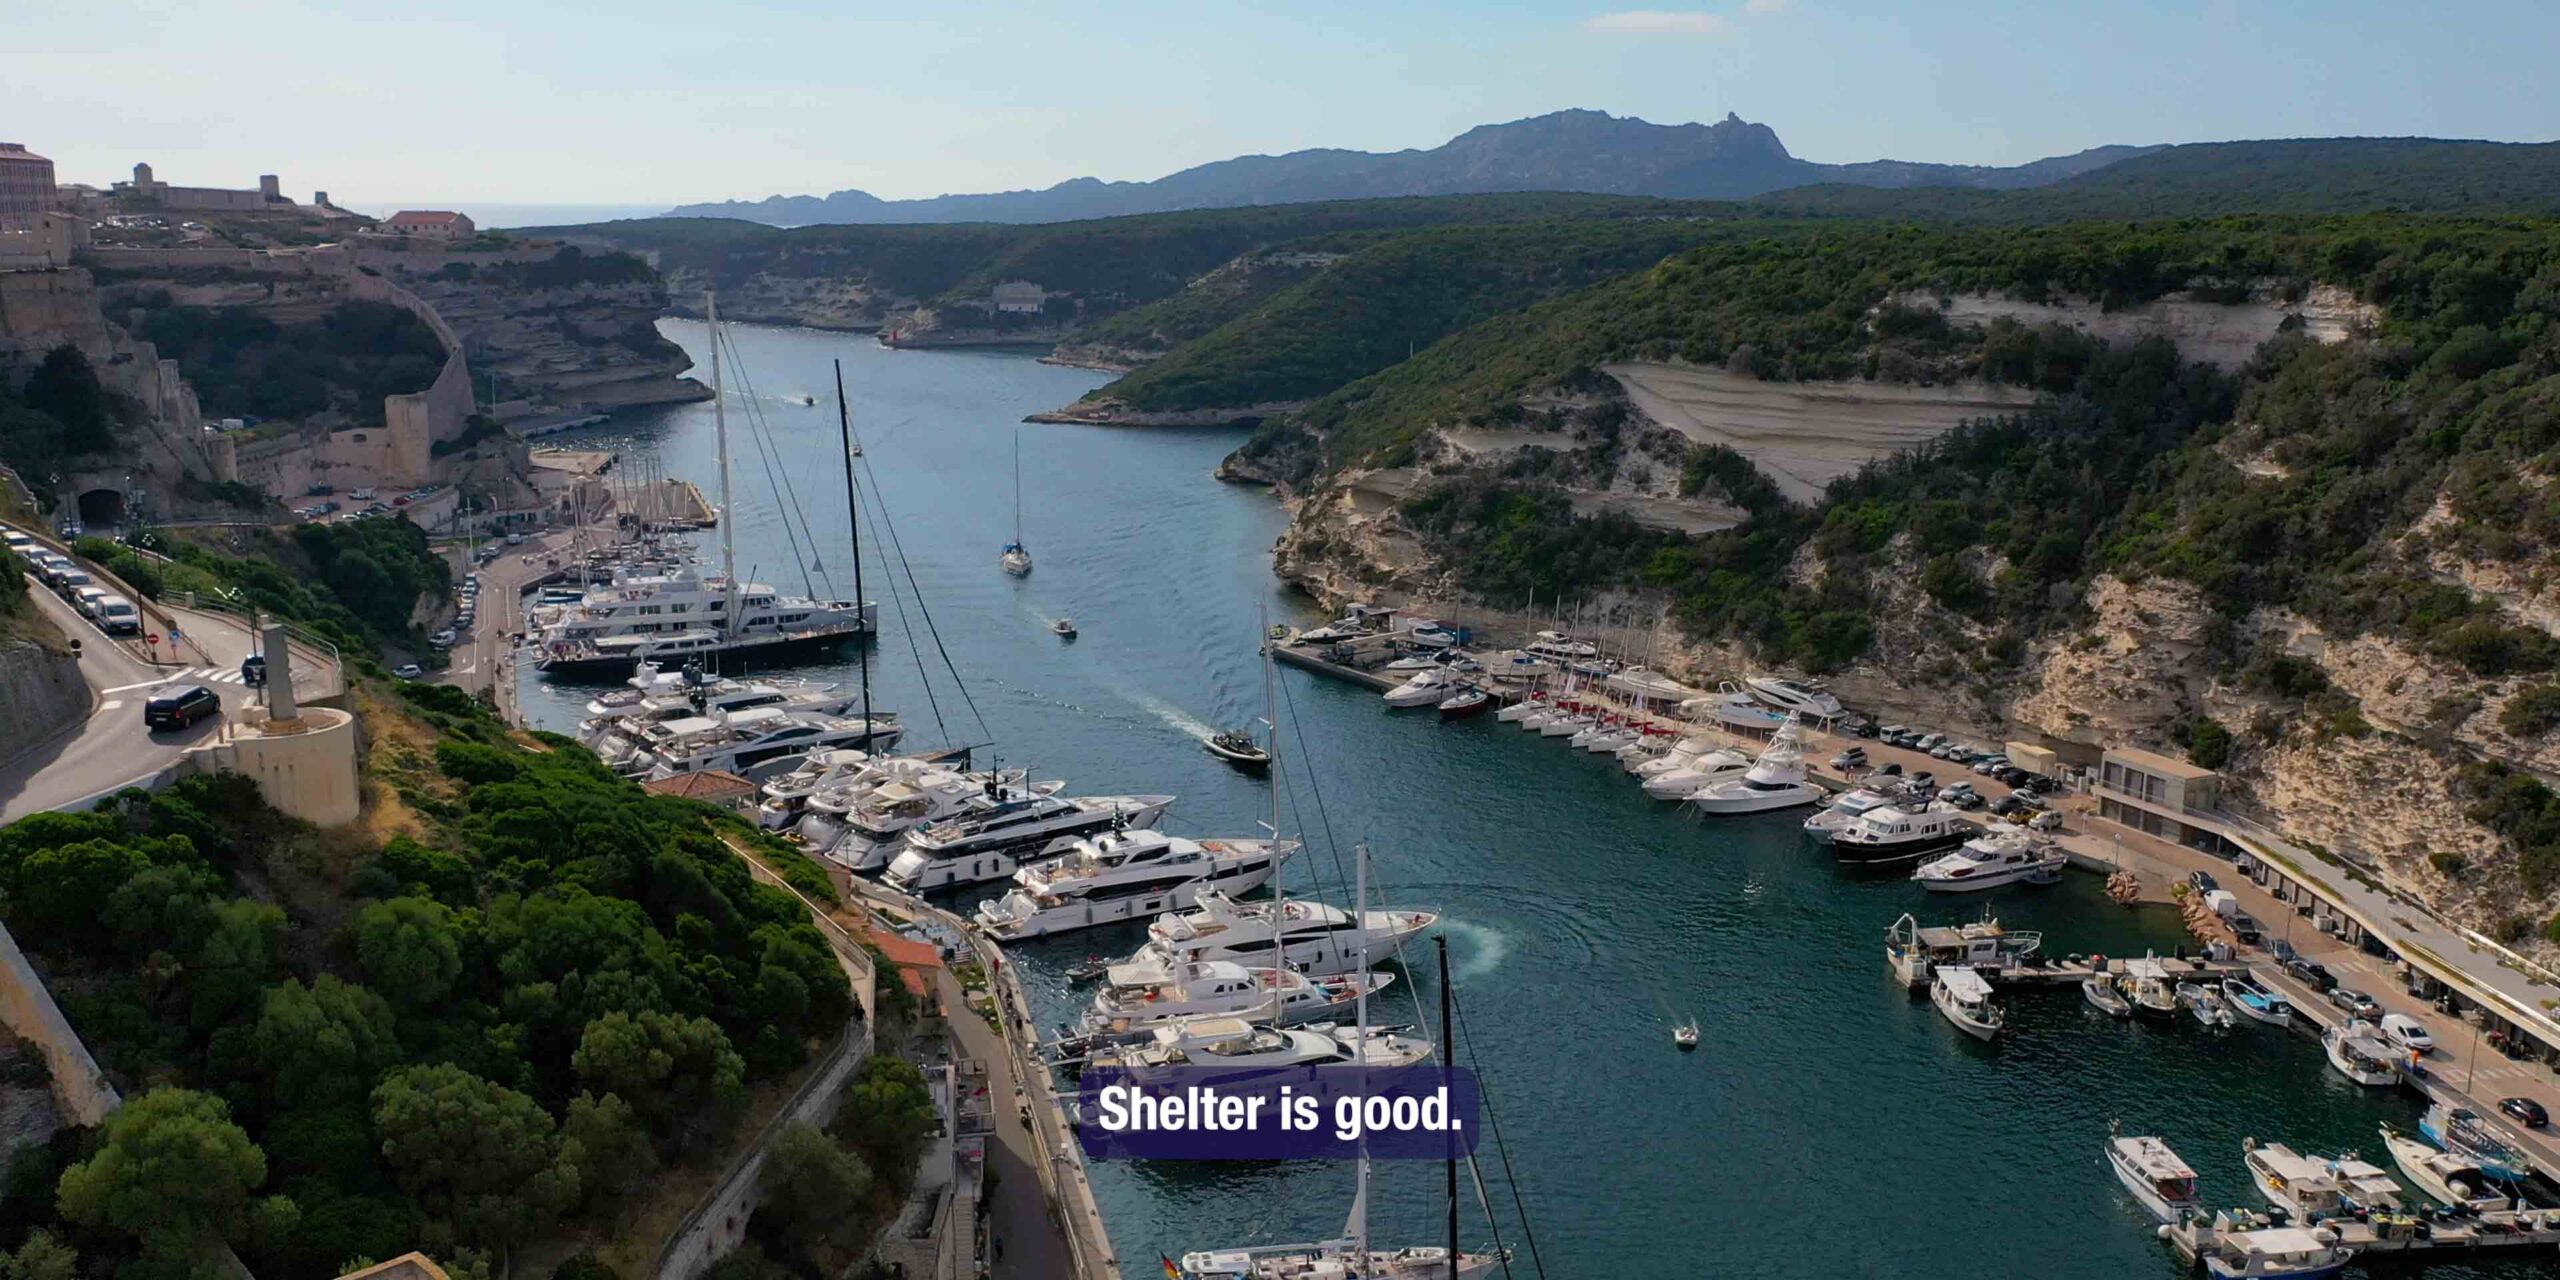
[391,260,708,412]
[0,617,89,758]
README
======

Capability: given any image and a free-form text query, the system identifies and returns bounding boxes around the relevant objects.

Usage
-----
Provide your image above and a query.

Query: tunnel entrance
[74,488,127,530]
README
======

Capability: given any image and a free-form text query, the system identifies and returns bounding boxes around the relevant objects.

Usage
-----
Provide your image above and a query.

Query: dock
[2164,1209,2560,1266]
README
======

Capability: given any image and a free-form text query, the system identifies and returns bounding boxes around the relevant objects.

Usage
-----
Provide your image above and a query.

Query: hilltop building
[383,209,475,240]
[990,279,1046,313]
[0,143,56,228]
[114,162,290,211]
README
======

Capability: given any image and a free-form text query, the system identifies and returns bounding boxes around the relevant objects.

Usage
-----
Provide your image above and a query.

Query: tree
[189,899,285,1030]
[351,896,463,1005]
[571,1010,744,1130]
[830,1057,936,1190]
[8,839,152,946]
[2188,717,2234,770]
[57,1088,272,1273]
[0,1231,77,1280]
[239,976,397,1112]
[370,1064,576,1250]
[22,346,114,455]
[757,1123,872,1252]
[560,1091,655,1209]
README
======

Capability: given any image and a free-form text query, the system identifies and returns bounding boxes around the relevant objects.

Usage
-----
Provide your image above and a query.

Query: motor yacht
[576,663,863,749]
[1129,890,1437,978]
[2178,981,2237,1029]
[1523,629,1597,663]
[881,791,1177,892]
[2323,1024,2401,1087]
[1605,666,1700,704]
[1908,829,2063,886]
[1801,784,1907,843]
[614,707,903,782]
[1295,605,1397,644]
[755,748,870,830]
[532,564,872,677]
[1688,717,1823,814]
[1436,687,1491,719]
[1885,912,2043,989]
[2222,977,2295,1027]
[1833,802,1975,867]
[974,830,1295,940]
[1743,675,1846,721]
[1930,964,2002,1041]
[1678,684,1791,735]
[1382,668,1455,709]
[1088,1015,1432,1075]
[1080,961,1394,1041]
[831,769,1054,870]
[1402,620,1462,648]
[2378,1125,2512,1211]
[2107,1125,2202,1222]
[1640,745,1752,798]
[2243,1140,2405,1219]
[793,753,945,850]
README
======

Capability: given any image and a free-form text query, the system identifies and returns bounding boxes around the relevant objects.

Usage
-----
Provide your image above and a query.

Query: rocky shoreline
[1024,397,1305,428]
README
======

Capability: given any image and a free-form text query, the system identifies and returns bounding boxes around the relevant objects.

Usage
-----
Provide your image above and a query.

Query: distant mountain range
[662,110,2164,226]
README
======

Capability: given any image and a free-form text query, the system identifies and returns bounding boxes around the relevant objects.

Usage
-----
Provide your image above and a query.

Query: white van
[74,586,110,619]
[96,595,142,637]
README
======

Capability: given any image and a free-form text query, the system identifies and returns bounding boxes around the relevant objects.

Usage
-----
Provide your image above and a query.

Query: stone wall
[0,637,88,761]
[0,923,117,1126]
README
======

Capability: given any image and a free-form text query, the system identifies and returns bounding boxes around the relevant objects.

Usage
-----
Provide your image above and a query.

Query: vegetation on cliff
[0,687,853,1279]
[132,300,444,428]
[78,520,450,661]
[0,348,122,487]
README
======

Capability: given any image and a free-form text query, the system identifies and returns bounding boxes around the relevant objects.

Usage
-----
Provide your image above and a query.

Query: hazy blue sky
[14,0,2560,207]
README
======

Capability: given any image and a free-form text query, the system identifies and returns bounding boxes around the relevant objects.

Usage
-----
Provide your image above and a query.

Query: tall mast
[1352,842,1372,1264]
[834,359,871,734]
[1013,427,1024,545]
[1440,933,1458,1280]
[708,292,736,632]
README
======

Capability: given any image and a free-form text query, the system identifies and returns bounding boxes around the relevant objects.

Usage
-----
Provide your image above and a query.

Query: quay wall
[0,922,117,1126]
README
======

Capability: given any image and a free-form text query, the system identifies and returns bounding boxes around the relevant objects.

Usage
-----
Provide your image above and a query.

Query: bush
[2187,717,2233,769]
[2501,684,2560,737]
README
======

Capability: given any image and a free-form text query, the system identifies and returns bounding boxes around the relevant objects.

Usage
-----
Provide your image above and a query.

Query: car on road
[143,684,220,731]
[2327,987,2382,1021]
[1,530,32,553]
[2188,870,2220,894]
[73,586,109,619]
[2283,956,2336,991]
[2378,1013,2435,1054]
[240,654,266,687]
[393,663,423,680]
[2499,1097,2550,1129]
[505,533,526,546]
[97,596,140,637]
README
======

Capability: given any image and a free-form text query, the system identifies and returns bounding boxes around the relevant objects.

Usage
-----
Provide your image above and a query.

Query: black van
[143,684,220,731]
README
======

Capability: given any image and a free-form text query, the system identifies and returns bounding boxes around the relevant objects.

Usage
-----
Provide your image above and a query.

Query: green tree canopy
[351,896,464,1005]
[56,1088,271,1267]
[370,1064,576,1250]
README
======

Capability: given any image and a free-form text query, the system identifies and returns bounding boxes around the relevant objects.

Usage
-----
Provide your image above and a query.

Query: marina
[513,322,2560,1280]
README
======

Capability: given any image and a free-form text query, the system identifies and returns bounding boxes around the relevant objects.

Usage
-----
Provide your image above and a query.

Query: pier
[2163,1209,2560,1267]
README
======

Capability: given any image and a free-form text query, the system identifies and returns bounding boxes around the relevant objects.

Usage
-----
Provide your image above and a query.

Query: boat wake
[1111,683,1223,744]
[1438,918,1511,980]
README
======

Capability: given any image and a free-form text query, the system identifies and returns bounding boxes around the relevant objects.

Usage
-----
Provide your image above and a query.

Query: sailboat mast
[708,292,737,632]
[834,359,871,732]
[1013,428,1024,544]
[1353,843,1372,1265]
[1440,933,1458,1280]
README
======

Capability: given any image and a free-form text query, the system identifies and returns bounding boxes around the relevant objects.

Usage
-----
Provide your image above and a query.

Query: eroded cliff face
[0,628,88,754]
[658,267,898,333]
[392,264,706,412]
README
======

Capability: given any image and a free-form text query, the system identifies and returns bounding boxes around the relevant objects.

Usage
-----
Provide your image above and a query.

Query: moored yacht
[1080,961,1392,1041]
[1908,829,2062,886]
[1832,802,1974,866]
[756,748,870,830]
[1640,744,1752,797]
[2378,1125,2511,1211]
[831,769,1053,870]
[881,792,1178,892]
[2107,1124,2202,1222]
[1131,890,1437,978]
[1382,668,1456,709]
[1743,675,1846,721]
[1087,1015,1432,1075]
[1523,629,1597,663]
[610,706,902,782]
[533,563,873,676]
[1801,783,1908,843]
[974,830,1295,940]
[576,664,862,749]
[1686,716,1822,814]
[2222,976,2295,1027]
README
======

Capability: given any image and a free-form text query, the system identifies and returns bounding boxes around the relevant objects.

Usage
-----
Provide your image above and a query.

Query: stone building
[383,210,475,240]
[990,279,1046,313]
[115,163,287,211]
[0,143,55,228]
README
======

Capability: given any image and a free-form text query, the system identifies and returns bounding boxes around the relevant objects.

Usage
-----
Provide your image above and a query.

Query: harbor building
[382,209,475,240]
[0,143,56,228]
[2093,746,2224,851]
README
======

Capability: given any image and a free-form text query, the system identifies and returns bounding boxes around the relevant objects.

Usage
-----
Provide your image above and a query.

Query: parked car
[1873,762,1903,777]
[96,596,140,637]
[1971,755,2009,775]
[505,533,526,546]
[1830,753,1867,771]
[1947,790,1987,810]
[143,684,220,731]
[2021,773,2063,795]
[2327,987,2381,1021]
[2499,1097,2550,1129]
[1849,720,1879,739]
[350,488,377,501]
[430,628,457,648]
[2226,911,2263,944]
[2188,870,2221,894]
[2378,1013,2435,1054]
[392,663,424,680]
[1909,771,1936,790]
[2284,956,2336,991]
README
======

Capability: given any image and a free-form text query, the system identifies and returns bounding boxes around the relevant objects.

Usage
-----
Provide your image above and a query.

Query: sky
[11,0,2560,210]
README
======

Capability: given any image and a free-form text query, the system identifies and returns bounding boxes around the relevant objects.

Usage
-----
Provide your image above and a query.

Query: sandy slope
[1603,364,2030,503]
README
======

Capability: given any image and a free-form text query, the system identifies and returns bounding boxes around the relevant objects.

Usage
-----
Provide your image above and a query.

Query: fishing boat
[2197,1227,2354,1280]
[976,830,1295,940]
[2321,1024,2400,1087]
[2378,1125,2512,1211]
[2417,1103,2528,1182]
[1000,430,1033,576]
[1436,687,1491,719]
[2106,1122,2201,1222]
[2242,1140,2405,1219]
[2083,974,2133,1018]
[1688,715,1823,815]
[1884,912,2043,989]
[2178,980,2237,1029]
[1908,829,2065,887]
[1930,964,2002,1041]
[2122,954,2180,1019]
[1051,617,1077,639]
[2222,976,2294,1027]
[1672,1021,1700,1051]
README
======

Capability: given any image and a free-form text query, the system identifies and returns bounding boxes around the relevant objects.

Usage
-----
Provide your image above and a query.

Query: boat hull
[1837,829,1974,867]
[2107,1146,2198,1223]
[979,860,1281,940]
[1690,786,1822,816]
[538,626,861,679]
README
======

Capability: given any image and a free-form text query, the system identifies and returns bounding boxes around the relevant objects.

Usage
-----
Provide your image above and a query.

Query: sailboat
[1178,851,1506,1280]
[1000,428,1034,576]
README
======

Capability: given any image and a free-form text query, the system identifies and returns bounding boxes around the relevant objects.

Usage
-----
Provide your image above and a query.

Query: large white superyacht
[880,790,1177,892]
[973,829,1295,939]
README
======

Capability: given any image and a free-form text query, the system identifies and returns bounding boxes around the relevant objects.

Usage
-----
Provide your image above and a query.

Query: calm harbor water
[521,323,2537,1280]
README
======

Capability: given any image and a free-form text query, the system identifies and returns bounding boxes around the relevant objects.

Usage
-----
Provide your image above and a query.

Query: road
[435,529,583,721]
[0,578,341,822]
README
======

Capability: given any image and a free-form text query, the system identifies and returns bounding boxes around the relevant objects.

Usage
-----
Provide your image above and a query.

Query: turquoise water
[520,324,2538,1280]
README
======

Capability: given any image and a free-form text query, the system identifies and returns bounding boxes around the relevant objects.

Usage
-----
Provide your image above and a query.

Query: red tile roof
[386,210,466,226]
[642,769,756,801]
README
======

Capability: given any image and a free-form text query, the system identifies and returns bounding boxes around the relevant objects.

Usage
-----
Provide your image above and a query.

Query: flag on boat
[1159,1255,1184,1280]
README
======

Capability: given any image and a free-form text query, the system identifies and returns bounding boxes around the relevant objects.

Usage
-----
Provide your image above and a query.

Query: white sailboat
[1000,428,1033,576]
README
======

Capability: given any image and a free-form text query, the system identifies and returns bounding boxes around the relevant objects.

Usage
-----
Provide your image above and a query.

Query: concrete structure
[2094,746,2224,849]
[0,143,55,228]
[116,163,287,211]
[989,280,1046,314]
[2004,741,2059,777]
[383,210,475,240]
[0,922,118,1125]
[0,211,85,272]
[197,702,361,826]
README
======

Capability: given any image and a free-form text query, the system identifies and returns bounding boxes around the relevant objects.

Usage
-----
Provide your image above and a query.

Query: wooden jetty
[2165,1208,2560,1267]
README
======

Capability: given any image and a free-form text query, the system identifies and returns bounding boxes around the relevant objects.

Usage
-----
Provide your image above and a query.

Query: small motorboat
[1065,955,1112,983]
[1051,617,1078,639]
[2082,974,2133,1018]
[1437,687,1491,719]
[2223,976,2294,1027]
[1203,730,1273,771]
[1672,1021,1700,1051]
[2179,981,2236,1030]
